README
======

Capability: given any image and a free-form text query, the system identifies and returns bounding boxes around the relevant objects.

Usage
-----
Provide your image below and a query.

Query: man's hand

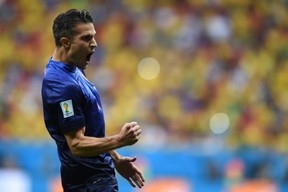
[113,156,145,188]
[118,122,142,146]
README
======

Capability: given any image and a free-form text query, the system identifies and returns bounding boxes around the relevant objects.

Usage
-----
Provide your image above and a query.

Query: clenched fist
[118,122,142,146]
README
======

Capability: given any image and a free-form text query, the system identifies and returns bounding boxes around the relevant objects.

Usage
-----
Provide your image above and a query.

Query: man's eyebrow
[82,31,96,37]
[80,33,95,39]
[82,34,93,37]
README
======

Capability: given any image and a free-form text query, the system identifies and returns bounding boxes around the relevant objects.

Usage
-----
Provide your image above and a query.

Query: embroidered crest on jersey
[60,100,74,118]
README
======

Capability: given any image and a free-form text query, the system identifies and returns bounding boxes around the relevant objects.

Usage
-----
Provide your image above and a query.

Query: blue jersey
[41,59,114,185]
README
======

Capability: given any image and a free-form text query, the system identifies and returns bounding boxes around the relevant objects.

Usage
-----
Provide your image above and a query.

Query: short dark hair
[52,9,93,47]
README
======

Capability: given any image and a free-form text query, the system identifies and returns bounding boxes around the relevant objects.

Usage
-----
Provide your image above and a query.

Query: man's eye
[83,36,92,41]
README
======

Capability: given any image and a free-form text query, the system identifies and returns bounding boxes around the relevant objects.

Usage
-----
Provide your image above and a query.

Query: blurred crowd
[1,0,288,153]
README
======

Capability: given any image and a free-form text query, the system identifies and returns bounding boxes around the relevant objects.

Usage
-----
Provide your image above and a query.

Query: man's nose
[91,38,97,48]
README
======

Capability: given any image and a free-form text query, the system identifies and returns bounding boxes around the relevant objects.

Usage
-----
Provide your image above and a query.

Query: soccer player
[41,9,144,192]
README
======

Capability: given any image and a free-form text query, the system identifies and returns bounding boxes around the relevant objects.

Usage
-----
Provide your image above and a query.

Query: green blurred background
[1,0,288,191]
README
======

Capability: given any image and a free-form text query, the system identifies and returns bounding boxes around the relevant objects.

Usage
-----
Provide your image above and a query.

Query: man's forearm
[109,150,121,162]
[69,135,124,157]
[65,121,140,157]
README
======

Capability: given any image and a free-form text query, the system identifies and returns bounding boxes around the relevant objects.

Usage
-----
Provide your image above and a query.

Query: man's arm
[64,122,141,157]
[110,150,121,161]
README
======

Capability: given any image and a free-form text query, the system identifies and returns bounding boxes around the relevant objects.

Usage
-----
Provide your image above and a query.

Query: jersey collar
[49,58,76,73]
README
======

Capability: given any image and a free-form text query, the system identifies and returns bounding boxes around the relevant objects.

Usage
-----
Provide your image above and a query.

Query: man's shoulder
[43,63,70,82]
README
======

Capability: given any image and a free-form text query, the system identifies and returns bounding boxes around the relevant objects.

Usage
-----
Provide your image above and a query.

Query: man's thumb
[127,157,137,162]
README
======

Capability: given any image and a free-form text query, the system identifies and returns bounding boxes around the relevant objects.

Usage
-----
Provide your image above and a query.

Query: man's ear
[60,37,70,48]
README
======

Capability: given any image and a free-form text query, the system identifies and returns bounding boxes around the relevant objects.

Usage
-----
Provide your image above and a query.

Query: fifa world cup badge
[60,100,74,118]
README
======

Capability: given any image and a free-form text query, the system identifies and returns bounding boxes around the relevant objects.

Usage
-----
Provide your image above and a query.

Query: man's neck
[52,47,68,63]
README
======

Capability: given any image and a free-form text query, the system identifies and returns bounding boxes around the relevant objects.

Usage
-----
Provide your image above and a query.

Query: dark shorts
[63,175,118,192]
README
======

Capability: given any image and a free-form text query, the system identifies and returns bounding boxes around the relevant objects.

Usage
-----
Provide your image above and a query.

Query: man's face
[67,23,97,69]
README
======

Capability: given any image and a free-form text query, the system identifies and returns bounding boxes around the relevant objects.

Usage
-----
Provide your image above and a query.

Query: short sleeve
[56,83,86,133]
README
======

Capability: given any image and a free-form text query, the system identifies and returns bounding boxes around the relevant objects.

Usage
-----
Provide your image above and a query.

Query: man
[41,9,144,192]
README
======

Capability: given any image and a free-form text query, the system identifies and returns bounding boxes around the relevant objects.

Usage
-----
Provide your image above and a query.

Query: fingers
[126,122,142,138]
[137,170,145,183]
[120,122,142,146]
[123,122,138,130]
[128,121,138,128]
[127,165,145,188]
[128,172,145,188]
[127,177,136,188]
[133,166,145,183]
[134,126,141,137]
[131,173,144,188]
